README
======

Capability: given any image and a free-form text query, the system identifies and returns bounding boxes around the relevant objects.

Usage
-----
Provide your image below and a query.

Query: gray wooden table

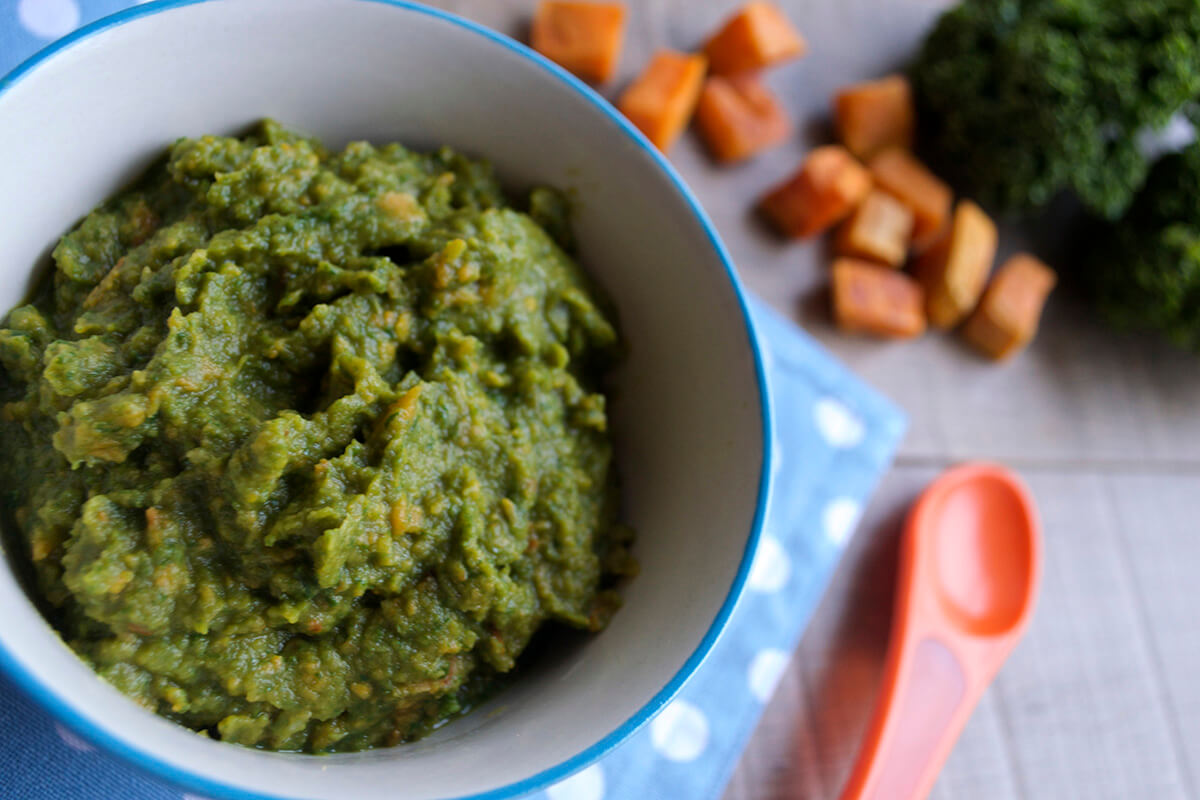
[446,2,1200,797]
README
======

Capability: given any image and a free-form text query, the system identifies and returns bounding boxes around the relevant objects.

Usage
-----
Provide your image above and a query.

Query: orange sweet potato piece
[868,148,952,252]
[914,200,998,329]
[617,50,707,151]
[703,2,807,75]
[695,74,791,163]
[759,146,871,238]
[835,75,914,160]
[832,258,926,338]
[963,253,1057,359]
[531,1,628,83]
[835,190,915,268]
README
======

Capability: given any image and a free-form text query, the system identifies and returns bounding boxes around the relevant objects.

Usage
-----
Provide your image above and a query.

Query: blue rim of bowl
[0,2,775,799]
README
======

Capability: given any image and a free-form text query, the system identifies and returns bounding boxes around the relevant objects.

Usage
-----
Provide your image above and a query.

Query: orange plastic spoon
[839,463,1041,800]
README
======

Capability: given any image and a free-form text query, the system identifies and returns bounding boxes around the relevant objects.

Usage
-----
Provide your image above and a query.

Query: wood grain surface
[437,2,1200,797]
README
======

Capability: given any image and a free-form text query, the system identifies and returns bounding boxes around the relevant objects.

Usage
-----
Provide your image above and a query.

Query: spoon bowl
[930,471,1037,636]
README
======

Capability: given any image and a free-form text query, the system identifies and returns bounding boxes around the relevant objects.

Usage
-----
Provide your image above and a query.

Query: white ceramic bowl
[0,2,771,798]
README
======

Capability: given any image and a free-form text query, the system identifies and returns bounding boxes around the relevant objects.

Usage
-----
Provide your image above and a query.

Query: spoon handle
[838,634,973,800]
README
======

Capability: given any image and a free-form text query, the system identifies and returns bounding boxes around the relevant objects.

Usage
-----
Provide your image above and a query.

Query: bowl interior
[0,1,767,798]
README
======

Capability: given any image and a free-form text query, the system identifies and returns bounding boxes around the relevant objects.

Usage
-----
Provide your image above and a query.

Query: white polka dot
[747,535,790,593]
[546,764,605,800]
[823,497,861,547]
[747,648,790,702]
[54,723,94,753]
[650,699,709,762]
[17,0,81,39]
[182,794,213,800]
[814,397,865,449]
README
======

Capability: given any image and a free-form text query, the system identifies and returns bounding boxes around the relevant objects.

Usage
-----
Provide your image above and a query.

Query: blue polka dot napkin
[0,5,906,799]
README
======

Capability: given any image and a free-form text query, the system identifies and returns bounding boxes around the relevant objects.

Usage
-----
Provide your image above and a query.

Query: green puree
[0,121,635,753]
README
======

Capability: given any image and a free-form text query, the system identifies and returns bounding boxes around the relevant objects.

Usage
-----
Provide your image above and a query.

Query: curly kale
[910,0,1200,219]
[1087,144,1200,350]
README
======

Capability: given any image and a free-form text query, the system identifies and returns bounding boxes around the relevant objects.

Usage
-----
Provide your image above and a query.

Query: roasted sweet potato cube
[617,50,707,151]
[759,146,871,238]
[835,75,914,160]
[835,190,915,267]
[868,148,952,252]
[832,258,926,338]
[914,200,997,329]
[531,1,628,83]
[695,74,791,163]
[703,2,807,75]
[963,253,1057,359]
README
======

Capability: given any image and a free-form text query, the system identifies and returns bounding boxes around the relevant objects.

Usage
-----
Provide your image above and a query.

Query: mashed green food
[0,121,634,753]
